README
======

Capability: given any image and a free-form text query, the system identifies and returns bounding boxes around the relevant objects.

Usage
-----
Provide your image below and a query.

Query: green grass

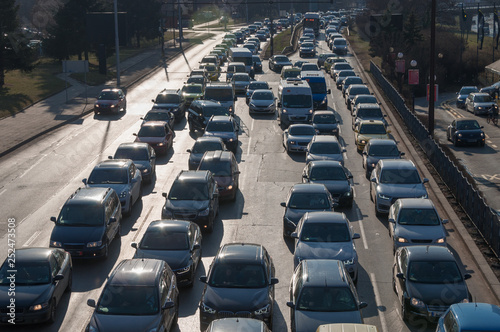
[262,29,292,58]
[345,27,381,71]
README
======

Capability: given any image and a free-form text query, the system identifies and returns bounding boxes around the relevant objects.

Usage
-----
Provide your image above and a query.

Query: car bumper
[456,136,485,145]
[53,244,107,259]
[249,105,276,114]
[281,114,311,126]
[0,307,52,325]
[200,308,272,330]
[405,299,448,321]
[149,143,170,154]
[162,210,212,229]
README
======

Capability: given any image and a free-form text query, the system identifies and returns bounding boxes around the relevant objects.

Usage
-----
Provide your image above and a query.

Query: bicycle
[487,105,499,125]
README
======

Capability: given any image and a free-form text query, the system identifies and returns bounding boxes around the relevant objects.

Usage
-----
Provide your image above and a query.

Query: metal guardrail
[370,60,500,257]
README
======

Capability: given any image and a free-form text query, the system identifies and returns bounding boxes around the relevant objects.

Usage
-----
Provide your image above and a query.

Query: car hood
[395,224,446,240]
[132,160,151,171]
[306,153,343,164]
[250,100,275,107]
[88,183,128,195]
[288,134,315,142]
[204,132,236,141]
[295,241,355,261]
[165,199,209,212]
[0,284,52,308]
[275,61,292,66]
[153,103,180,109]
[285,207,330,224]
[51,225,105,243]
[456,129,483,136]
[294,309,362,332]
[91,313,160,332]
[135,136,165,144]
[134,249,190,270]
[203,286,269,312]
[407,281,468,305]
[309,180,350,195]
[357,133,389,142]
[377,183,427,198]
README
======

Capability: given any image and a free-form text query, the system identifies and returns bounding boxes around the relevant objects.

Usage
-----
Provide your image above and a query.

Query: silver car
[388,198,448,252]
[306,135,345,165]
[465,92,496,115]
[248,89,276,114]
[283,124,316,153]
[231,73,251,95]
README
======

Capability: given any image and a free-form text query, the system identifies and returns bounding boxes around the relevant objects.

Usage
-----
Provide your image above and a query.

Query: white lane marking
[493,144,498,148]
[23,231,41,247]
[0,189,6,196]
[370,272,389,332]
[247,118,255,156]
[19,155,46,179]
[356,208,369,250]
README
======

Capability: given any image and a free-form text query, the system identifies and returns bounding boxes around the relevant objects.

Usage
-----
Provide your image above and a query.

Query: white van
[226,62,246,82]
[228,47,255,78]
[278,78,314,128]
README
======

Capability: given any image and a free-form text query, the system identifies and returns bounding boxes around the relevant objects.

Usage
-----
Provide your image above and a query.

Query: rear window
[155,94,180,104]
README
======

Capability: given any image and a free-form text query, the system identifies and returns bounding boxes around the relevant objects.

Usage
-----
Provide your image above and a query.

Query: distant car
[352,104,387,130]
[306,135,345,165]
[317,52,336,68]
[302,160,353,208]
[354,120,391,152]
[292,212,360,281]
[134,121,175,155]
[388,198,448,252]
[187,136,227,170]
[0,248,72,325]
[362,139,404,178]
[246,81,270,104]
[287,260,367,332]
[151,89,186,121]
[94,88,126,114]
[198,150,240,201]
[447,118,485,147]
[323,57,347,73]
[283,124,316,153]
[269,55,292,72]
[301,63,320,72]
[200,64,221,81]
[300,42,316,58]
[436,303,500,332]
[203,115,240,153]
[231,73,252,95]
[465,92,496,115]
[206,318,271,332]
[132,220,202,287]
[199,243,278,330]
[341,76,364,98]
[393,246,471,322]
[456,86,479,108]
[370,159,429,216]
[248,89,277,114]
[351,94,379,115]
[345,84,370,110]
[141,109,175,131]
[336,70,356,88]
[111,142,156,184]
[181,83,204,107]
[187,100,230,133]
[294,60,307,68]
[332,38,348,55]
[311,110,338,136]
[186,75,208,88]
[281,183,336,237]
[331,62,353,80]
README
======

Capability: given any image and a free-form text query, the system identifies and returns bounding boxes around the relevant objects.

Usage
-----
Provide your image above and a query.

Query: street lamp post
[113,0,120,87]
[395,52,405,93]
[409,60,419,112]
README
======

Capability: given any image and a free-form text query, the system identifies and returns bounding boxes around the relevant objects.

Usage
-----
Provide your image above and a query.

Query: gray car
[248,89,276,114]
[305,135,345,165]
[465,92,496,115]
[283,124,316,153]
[111,142,156,184]
[231,73,251,95]
[388,198,448,252]
[352,103,387,129]
[187,137,227,170]
[291,212,360,282]
[203,115,240,153]
[311,110,339,136]
[362,139,404,178]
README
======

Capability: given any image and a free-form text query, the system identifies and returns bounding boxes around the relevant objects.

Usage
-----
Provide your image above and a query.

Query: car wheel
[206,218,214,233]
[375,204,383,217]
[172,300,179,327]
[48,299,57,324]
[124,199,132,217]
[453,137,459,147]
[401,299,410,321]
[230,189,237,202]
[65,271,72,293]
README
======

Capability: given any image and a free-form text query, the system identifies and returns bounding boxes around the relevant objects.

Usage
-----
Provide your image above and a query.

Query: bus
[303,12,320,36]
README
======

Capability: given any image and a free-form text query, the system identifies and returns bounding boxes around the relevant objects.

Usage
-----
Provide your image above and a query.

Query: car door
[209,176,219,216]
[388,200,400,240]
[231,154,239,188]
[53,250,71,290]
[190,224,202,270]
[130,164,141,203]
[394,248,408,301]
[449,120,457,138]
[104,196,116,242]
[370,164,380,201]
[159,270,170,329]
[290,264,303,329]
[49,254,65,302]
[148,145,156,172]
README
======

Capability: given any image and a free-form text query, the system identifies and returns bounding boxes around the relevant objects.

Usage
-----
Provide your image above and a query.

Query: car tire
[401,299,410,321]
[453,137,459,147]
[124,199,132,217]
[48,299,57,324]
[65,271,72,293]
[172,301,179,327]
[206,218,214,233]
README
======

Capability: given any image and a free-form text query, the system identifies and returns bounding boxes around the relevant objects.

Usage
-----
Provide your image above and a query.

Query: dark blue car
[446,118,485,147]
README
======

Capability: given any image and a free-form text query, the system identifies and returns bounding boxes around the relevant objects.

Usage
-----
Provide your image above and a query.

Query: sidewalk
[0,22,223,158]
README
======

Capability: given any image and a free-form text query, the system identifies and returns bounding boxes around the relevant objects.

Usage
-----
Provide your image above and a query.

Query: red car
[94,88,126,114]
[134,121,174,154]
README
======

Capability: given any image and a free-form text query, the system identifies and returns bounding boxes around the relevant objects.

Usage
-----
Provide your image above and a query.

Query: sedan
[393,246,471,322]
[248,89,276,114]
[252,55,263,73]
[231,73,252,95]
[299,42,316,58]
[203,115,240,153]
[291,212,360,282]
[132,220,202,286]
[311,110,339,136]
[134,121,175,155]
[187,136,227,170]
[283,124,316,153]
[111,142,156,184]
[388,198,448,252]
[362,139,404,178]
[447,118,485,147]
[269,55,292,72]
[94,88,126,114]
[246,81,270,104]
[354,120,391,152]
[305,135,345,165]
[0,248,72,325]
[141,109,175,132]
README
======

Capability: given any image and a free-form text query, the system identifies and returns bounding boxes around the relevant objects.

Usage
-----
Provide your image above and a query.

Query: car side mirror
[109,217,117,223]
[131,242,138,249]
[291,232,298,238]
[359,302,368,309]
[352,233,360,239]
[464,274,472,280]
[348,174,353,179]
[396,273,405,280]
[388,218,395,223]
[108,155,113,159]
[54,274,64,282]
[370,178,377,183]
[270,277,279,285]
[362,151,367,155]
[199,276,208,283]
[186,149,191,153]
[280,202,286,207]
[442,219,449,224]
[162,301,175,310]
[193,244,201,250]
[278,102,282,107]
[162,192,168,198]
[400,152,405,156]
[327,89,331,94]
[480,126,484,129]
[342,148,346,153]
[387,130,391,133]
[423,178,429,183]
[82,178,87,185]
[50,216,57,222]
[87,299,96,308]
[286,301,295,308]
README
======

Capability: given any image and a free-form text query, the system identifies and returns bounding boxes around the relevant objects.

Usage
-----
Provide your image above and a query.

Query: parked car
[456,86,479,108]
[362,139,404,178]
[94,88,126,114]
[111,142,156,183]
[131,220,202,286]
[199,243,278,330]
[86,259,179,332]
[436,303,500,332]
[447,118,486,147]
[306,135,345,165]
[187,136,227,170]
[248,89,277,114]
[354,120,391,152]
[269,55,292,72]
[134,121,175,155]
[283,124,317,153]
[198,150,240,201]
[0,248,72,324]
[393,246,471,322]
[388,198,448,252]
[311,110,339,136]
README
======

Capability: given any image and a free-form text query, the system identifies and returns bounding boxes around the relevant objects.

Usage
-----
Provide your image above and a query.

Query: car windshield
[335,64,352,70]
[208,263,267,288]
[302,43,314,48]
[275,56,290,63]
[345,77,363,85]
[289,193,330,209]
[334,39,347,46]
[187,77,204,85]
[460,87,477,95]
[155,94,180,104]
[233,74,250,82]
[368,144,400,157]
[168,181,209,200]
[206,121,234,132]
[249,82,268,90]
[114,147,149,160]
[300,222,350,242]
[456,120,481,130]
[96,286,159,315]
[205,88,233,101]
[137,125,166,138]
[89,168,128,184]
[310,166,347,181]
[379,169,421,184]
[474,95,492,102]
[408,261,463,283]
[309,142,341,154]
[140,229,189,250]
[282,94,313,108]
[297,286,357,312]
[252,91,274,100]
[359,124,386,134]
[350,87,370,95]
[355,96,377,105]
[98,91,119,100]
[283,70,300,78]
[398,208,440,225]
[308,82,327,94]
[143,111,171,122]
[357,108,383,118]
[0,261,50,285]
[302,64,319,71]
[182,85,202,93]
[198,160,231,176]
[289,126,315,136]
[338,71,355,78]
[57,204,104,226]
[191,141,224,154]
[203,106,230,117]
[313,113,337,124]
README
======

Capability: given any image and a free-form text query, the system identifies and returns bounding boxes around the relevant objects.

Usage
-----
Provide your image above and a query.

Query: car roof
[195,136,225,144]
[68,187,112,204]
[356,103,381,109]
[359,119,385,126]
[379,159,415,169]
[303,211,347,224]
[291,183,330,194]
[450,303,500,329]
[216,243,265,265]
[289,124,314,130]
[146,219,191,233]
[209,115,233,122]
[348,84,369,90]
[249,81,269,86]
[95,159,131,169]
[177,170,211,182]
[101,88,122,93]
[367,138,397,146]
[117,142,150,150]
[200,150,234,163]
[193,100,223,107]
[309,160,343,168]
[404,245,455,262]
[311,135,340,143]
[301,259,349,287]
[10,247,57,263]
[396,198,435,209]
[109,259,165,286]
[208,318,266,331]
[313,110,335,116]
[471,92,490,97]
[140,121,168,128]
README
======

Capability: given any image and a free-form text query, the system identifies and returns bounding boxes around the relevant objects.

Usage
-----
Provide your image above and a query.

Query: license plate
[467,139,477,143]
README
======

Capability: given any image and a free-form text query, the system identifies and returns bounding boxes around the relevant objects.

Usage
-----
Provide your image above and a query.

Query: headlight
[480,133,485,137]
[378,193,390,200]
[289,141,296,145]
[457,133,463,137]
[308,109,313,113]
[282,109,287,113]
[110,104,116,108]
[119,190,128,198]
[87,241,103,248]
[228,138,234,142]
[176,265,191,274]
[396,237,409,243]
[343,258,354,265]
[142,169,149,174]
[254,304,271,315]
[410,297,426,308]
[199,207,210,216]
[94,104,100,108]
[226,185,233,190]
[344,191,352,197]
[461,298,469,303]
[436,237,446,244]
[360,140,366,144]
[371,163,376,168]
[50,241,62,248]
[201,302,216,314]
[29,302,49,311]
[478,106,483,110]
[157,142,165,146]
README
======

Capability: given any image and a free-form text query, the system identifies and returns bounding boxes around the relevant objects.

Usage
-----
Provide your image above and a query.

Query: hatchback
[336,70,356,88]
[345,85,370,110]
[187,100,230,133]
[249,89,277,114]
[246,81,271,104]
[352,104,387,130]
[436,303,500,332]
[331,62,353,80]
[187,136,227,170]
[134,121,175,155]
[198,150,240,201]
[351,94,379,115]
[456,86,479,108]
[465,92,496,115]
[283,124,317,153]
[341,76,364,98]
[94,88,126,114]
[111,142,156,183]
[447,118,485,147]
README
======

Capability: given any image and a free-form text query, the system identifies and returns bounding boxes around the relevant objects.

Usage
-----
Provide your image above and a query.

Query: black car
[311,110,339,136]
[203,115,240,153]
[198,150,240,201]
[162,170,219,233]
[446,118,485,147]
[132,220,202,287]
[252,55,263,73]
[187,100,230,133]
[362,139,404,178]
[199,243,279,331]
[151,89,186,122]
[111,142,156,184]
[269,55,292,72]
[187,136,227,170]
[0,248,72,325]
[393,246,471,322]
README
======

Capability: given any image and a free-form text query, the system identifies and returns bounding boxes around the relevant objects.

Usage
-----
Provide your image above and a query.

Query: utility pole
[428,0,436,138]
[113,0,120,87]
[178,0,183,49]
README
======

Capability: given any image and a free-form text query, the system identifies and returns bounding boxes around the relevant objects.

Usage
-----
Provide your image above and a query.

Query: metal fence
[370,61,500,257]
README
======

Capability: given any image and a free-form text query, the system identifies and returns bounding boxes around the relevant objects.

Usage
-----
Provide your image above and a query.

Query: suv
[199,243,279,330]
[198,150,240,201]
[287,260,367,331]
[151,89,186,121]
[162,170,219,232]
[50,187,121,259]
[86,259,179,332]
[84,159,142,216]
[187,100,230,133]
[204,82,237,114]
[203,115,240,153]
[111,142,156,184]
